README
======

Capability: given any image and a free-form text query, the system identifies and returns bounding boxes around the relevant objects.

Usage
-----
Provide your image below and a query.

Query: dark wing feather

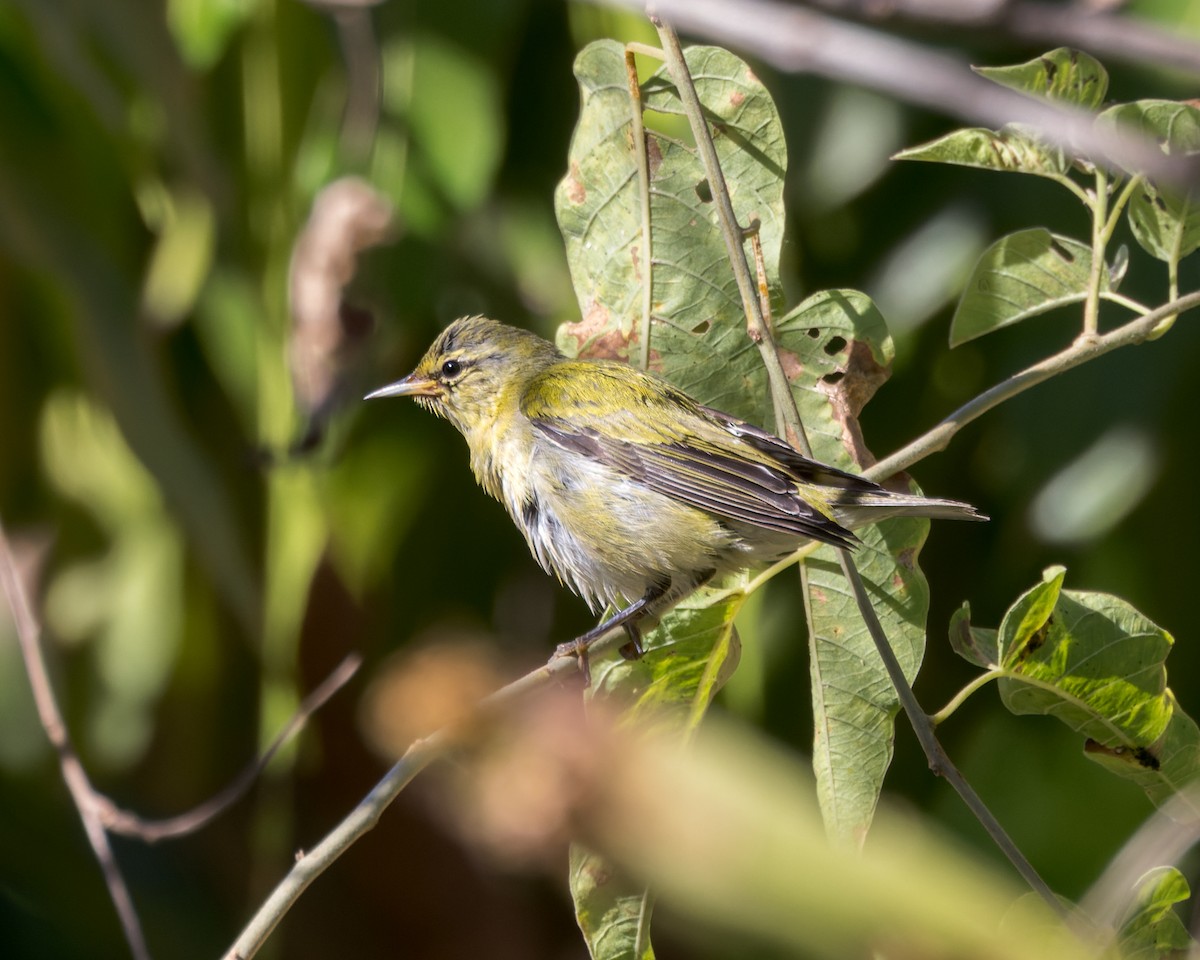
[522,360,871,549]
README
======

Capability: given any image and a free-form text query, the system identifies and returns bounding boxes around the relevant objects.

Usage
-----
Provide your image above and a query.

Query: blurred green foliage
[3,1,1200,958]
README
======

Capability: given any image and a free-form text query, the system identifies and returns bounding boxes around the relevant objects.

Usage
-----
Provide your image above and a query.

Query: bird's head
[365,315,562,435]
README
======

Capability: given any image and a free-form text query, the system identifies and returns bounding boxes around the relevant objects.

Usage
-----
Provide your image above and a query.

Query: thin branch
[930,668,1005,726]
[103,653,362,842]
[223,629,620,960]
[836,552,1066,915]
[649,19,811,456]
[866,289,1200,481]
[1084,167,1109,337]
[0,520,151,960]
[604,0,1199,187]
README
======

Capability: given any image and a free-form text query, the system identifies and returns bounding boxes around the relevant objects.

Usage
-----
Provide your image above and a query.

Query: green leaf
[555,41,781,956]
[803,519,930,844]
[894,125,1069,181]
[974,48,1109,109]
[997,568,1174,747]
[1097,100,1200,263]
[554,40,787,424]
[950,229,1107,346]
[1116,867,1195,960]
[774,291,933,844]
[570,846,656,960]
[588,582,744,731]
[964,567,1200,809]
[948,602,999,669]
[1084,699,1200,811]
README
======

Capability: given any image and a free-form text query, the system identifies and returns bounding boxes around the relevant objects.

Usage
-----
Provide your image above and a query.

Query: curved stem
[223,627,622,959]
[0,522,151,960]
[655,11,1063,916]
[930,669,1005,727]
[1100,291,1150,315]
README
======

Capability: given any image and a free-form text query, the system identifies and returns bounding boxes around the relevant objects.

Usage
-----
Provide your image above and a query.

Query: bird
[366,315,984,679]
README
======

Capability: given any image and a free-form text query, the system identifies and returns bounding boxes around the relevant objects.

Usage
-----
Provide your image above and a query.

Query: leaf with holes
[894,124,1070,182]
[974,47,1108,109]
[960,567,1200,810]
[1097,100,1200,264]
[950,229,1107,346]
[554,40,787,423]
[773,290,939,844]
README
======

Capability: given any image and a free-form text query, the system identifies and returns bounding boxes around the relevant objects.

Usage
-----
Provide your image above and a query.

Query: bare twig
[603,0,1199,186]
[836,552,1067,914]
[103,653,362,842]
[223,630,621,960]
[866,289,1200,482]
[625,44,656,371]
[0,520,151,960]
[0,516,363,958]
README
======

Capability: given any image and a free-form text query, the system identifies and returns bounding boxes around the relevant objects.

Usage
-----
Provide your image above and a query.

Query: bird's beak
[364,374,440,400]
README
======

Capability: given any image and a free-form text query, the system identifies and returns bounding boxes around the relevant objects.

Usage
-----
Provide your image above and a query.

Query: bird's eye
[441,359,462,379]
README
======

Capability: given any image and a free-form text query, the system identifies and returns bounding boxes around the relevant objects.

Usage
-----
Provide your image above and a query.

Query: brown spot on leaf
[895,547,916,571]
[565,162,587,205]
[1015,617,1051,663]
[817,338,890,469]
[646,137,664,180]
[778,347,804,381]
[810,586,828,604]
[1084,739,1161,770]
[631,244,642,282]
[730,90,745,107]
[559,300,637,362]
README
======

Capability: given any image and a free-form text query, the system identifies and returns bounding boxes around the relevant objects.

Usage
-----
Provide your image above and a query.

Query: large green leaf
[802,520,930,843]
[952,567,1200,809]
[974,48,1109,109]
[773,290,935,844]
[1097,100,1200,264]
[996,568,1173,746]
[554,39,787,424]
[950,228,1107,346]
[1116,867,1196,960]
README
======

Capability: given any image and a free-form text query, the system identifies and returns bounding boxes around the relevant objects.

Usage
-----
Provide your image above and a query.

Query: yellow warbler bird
[367,316,983,674]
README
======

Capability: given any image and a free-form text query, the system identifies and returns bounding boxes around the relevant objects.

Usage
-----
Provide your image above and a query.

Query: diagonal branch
[0,520,151,960]
[223,628,623,960]
[866,289,1200,482]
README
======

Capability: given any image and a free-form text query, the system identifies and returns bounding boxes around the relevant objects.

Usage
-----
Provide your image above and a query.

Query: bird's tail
[833,490,987,529]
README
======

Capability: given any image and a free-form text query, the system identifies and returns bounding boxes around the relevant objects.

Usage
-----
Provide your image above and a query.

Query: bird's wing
[522,362,863,548]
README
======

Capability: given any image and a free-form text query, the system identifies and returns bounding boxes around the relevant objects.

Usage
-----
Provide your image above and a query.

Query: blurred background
[2,1,1200,957]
